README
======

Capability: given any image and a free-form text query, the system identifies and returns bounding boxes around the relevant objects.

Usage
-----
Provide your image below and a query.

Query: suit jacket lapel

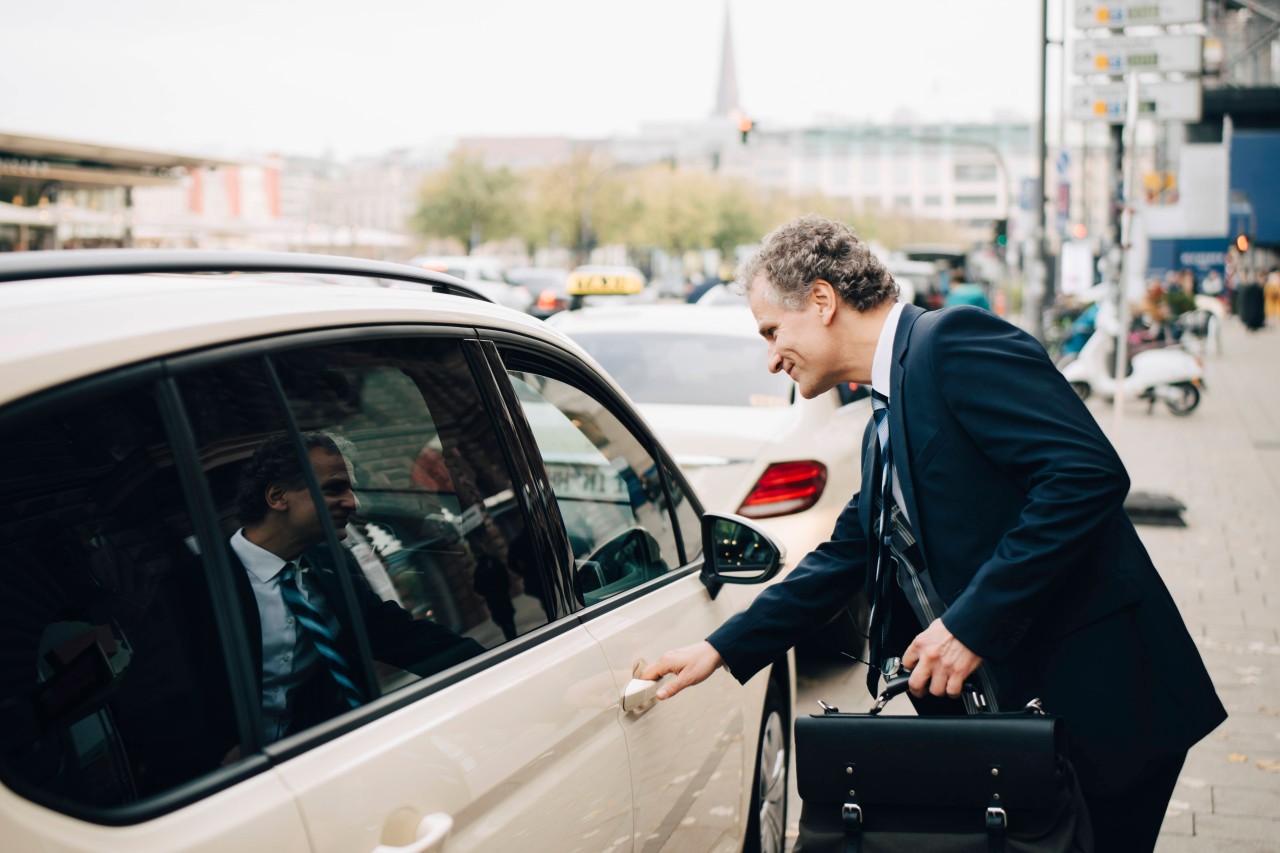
[889,304,926,536]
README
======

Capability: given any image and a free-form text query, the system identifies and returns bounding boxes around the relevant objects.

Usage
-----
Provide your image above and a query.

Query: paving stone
[1213,785,1280,818]
[1195,813,1280,842]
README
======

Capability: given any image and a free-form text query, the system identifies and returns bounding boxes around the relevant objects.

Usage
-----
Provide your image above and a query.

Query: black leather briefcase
[793,675,1092,853]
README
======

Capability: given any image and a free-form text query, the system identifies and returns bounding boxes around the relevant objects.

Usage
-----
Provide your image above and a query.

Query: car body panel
[582,574,764,853]
[0,770,308,853]
[0,275,562,407]
[275,626,634,853]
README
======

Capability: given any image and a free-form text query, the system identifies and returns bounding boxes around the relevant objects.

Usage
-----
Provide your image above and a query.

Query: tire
[1165,382,1201,416]
[1070,381,1090,401]
[743,677,789,853]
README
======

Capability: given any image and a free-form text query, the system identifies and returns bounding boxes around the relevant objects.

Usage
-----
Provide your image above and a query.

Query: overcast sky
[4,0,1052,160]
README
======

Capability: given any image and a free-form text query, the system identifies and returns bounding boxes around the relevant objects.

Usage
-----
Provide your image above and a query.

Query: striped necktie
[866,390,896,695]
[279,562,363,709]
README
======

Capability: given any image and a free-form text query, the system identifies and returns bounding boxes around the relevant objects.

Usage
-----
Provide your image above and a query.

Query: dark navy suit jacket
[708,304,1225,793]
[226,543,484,737]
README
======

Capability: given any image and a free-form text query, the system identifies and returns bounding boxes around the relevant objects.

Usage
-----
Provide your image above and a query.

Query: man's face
[749,275,845,398]
[281,448,359,547]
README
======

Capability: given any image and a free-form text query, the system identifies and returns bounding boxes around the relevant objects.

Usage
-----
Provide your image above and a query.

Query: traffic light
[737,114,754,144]
[992,218,1008,252]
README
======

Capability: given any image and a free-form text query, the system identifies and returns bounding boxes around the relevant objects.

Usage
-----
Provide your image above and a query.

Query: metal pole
[1029,0,1050,341]
[1114,73,1141,425]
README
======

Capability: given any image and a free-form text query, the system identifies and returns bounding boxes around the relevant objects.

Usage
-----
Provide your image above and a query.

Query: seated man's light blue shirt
[230,529,329,744]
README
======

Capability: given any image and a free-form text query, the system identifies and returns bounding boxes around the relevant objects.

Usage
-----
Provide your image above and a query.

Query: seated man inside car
[230,432,484,747]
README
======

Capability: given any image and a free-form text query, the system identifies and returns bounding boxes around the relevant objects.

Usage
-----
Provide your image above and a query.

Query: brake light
[737,460,828,519]
[536,289,560,311]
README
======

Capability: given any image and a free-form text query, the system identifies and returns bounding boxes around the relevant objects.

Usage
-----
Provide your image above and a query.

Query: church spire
[713,3,740,117]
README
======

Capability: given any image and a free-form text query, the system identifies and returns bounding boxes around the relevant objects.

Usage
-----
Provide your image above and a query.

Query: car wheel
[1164,382,1201,416]
[744,677,789,853]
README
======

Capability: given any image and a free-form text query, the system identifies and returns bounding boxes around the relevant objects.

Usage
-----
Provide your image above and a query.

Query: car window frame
[478,329,707,620]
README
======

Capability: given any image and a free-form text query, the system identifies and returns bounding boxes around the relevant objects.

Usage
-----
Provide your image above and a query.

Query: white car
[406,254,533,312]
[549,304,872,655]
[0,251,794,853]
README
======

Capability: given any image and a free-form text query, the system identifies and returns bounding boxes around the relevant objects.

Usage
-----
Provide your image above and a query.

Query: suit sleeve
[707,465,871,684]
[347,566,485,674]
[925,307,1130,661]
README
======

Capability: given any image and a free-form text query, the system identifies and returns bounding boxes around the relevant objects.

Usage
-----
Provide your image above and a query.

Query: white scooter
[1060,300,1205,416]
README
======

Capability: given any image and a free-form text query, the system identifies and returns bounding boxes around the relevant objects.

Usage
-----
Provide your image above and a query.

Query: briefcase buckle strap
[841,802,864,853]
[986,806,1008,853]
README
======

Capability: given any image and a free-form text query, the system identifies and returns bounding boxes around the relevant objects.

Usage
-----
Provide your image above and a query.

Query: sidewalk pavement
[785,318,1280,852]
[1097,319,1280,852]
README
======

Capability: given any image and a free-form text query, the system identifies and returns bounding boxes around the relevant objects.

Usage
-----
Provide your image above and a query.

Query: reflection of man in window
[230,432,483,745]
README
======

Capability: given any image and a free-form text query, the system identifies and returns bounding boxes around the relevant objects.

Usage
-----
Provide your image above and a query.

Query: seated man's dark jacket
[195,542,483,750]
[708,304,1226,795]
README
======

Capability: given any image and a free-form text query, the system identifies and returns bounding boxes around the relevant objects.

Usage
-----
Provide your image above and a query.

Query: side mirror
[699,513,786,596]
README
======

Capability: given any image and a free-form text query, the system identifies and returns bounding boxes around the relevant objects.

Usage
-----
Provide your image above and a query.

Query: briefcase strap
[838,797,1009,853]
[879,505,1003,714]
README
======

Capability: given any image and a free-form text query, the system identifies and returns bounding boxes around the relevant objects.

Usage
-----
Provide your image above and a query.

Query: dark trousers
[1083,751,1185,853]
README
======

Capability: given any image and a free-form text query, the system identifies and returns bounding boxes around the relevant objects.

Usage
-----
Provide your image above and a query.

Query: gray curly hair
[734,214,898,311]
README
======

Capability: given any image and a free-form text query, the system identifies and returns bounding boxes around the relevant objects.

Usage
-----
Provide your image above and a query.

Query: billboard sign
[1073,35,1203,75]
[1070,80,1202,122]
[1074,0,1204,29]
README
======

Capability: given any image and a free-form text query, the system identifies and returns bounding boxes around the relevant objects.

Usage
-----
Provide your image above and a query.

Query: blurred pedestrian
[639,214,1225,853]
[1266,267,1280,325]
[1239,271,1266,332]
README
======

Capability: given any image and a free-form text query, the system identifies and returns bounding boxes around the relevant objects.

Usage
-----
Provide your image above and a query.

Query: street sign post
[1073,34,1204,75]
[1074,0,1205,29]
[1070,79,1203,122]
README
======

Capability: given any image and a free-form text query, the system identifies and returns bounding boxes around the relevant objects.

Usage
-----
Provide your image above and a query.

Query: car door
[492,342,773,852]
[0,368,312,852]
[166,332,636,853]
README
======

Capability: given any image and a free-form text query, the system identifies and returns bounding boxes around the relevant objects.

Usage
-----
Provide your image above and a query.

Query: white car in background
[406,254,534,312]
[550,303,872,656]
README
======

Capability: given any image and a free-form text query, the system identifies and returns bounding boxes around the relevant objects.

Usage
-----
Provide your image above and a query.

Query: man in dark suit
[640,215,1225,852]
[229,432,483,745]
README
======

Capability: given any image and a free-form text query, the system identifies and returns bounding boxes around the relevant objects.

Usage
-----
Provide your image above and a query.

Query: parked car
[549,303,872,658]
[504,266,571,319]
[406,254,533,312]
[0,250,794,853]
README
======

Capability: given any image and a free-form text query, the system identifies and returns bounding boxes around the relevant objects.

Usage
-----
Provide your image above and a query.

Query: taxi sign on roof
[566,267,645,297]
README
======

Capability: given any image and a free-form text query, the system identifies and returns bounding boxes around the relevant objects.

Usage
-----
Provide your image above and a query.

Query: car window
[568,331,792,407]
[0,381,239,811]
[505,369,687,605]
[175,337,548,743]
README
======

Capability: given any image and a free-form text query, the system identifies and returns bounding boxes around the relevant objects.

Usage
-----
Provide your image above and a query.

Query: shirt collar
[231,528,293,583]
[870,301,906,400]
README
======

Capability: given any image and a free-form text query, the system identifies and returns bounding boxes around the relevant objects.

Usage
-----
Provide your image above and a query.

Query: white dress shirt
[869,301,910,524]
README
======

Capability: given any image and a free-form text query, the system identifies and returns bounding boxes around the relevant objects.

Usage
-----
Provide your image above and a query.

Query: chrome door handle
[372,813,453,853]
[622,677,660,713]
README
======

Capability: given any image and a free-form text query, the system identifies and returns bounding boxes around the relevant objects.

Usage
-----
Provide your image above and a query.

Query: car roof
[549,303,759,337]
[0,251,576,408]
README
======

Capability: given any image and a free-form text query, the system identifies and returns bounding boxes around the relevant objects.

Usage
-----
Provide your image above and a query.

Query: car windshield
[571,331,792,407]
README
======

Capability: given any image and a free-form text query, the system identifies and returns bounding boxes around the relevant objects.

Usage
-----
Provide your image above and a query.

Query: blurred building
[0,130,235,252]
[1131,0,1280,281]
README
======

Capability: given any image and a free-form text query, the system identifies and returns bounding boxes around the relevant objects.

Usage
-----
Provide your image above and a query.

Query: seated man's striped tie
[279,562,363,709]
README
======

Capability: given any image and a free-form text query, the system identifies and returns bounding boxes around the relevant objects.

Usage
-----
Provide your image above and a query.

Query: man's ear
[264,484,290,512]
[811,279,838,324]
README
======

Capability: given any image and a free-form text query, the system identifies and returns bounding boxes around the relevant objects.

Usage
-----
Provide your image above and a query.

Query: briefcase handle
[821,663,1047,718]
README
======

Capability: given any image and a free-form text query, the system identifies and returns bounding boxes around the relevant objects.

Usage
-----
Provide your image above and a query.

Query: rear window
[570,332,792,407]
